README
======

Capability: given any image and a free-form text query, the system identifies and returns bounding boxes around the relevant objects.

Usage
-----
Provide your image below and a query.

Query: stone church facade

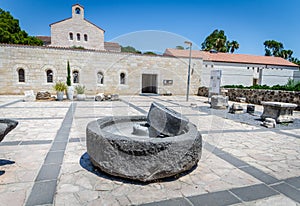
[50,4,105,50]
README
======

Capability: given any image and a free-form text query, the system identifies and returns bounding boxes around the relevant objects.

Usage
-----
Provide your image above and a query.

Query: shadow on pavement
[79,152,197,185]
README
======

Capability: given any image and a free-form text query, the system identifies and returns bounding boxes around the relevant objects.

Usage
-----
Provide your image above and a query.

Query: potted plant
[75,84,86,101]
[66,60,74,100]
[53,81,67,101]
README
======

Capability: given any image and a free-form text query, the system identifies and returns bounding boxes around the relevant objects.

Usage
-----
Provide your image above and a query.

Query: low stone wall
[197,87,300,110]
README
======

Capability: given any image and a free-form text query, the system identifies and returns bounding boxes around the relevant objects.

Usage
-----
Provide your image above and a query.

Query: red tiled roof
[104,42,120,47]
[36,36,51,42]
[36,36,51,45]
[164,48,298,67]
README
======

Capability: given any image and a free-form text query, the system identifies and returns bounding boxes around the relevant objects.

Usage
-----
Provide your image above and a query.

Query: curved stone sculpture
[86,116,202,182]
[0,119,18,142]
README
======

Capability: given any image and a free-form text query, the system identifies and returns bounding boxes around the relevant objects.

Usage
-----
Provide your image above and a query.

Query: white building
[164,49,299,87]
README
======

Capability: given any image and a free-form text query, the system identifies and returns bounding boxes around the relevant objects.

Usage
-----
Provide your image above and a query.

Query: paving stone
[187,190,241,206]
[271,182,300,203]
[285,176,300,189]
[20,140,52,145]
[44,151,65,164]
[50,141,68,151]
[139,197,191,206]
[35,164,61,181]
[230,184,278,202]
[25,180,57,206]
[239,166,279,185]
[217,152,249,168]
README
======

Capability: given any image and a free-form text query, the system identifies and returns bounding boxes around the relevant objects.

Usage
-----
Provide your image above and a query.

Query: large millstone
[0,119,18,142]
[86,116,202,182]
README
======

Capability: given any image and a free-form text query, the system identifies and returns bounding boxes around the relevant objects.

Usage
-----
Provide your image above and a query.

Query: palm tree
[201,29,239,53]
[228,40,239,53]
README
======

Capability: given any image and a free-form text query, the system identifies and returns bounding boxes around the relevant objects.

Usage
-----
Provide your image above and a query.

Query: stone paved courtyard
[0,95,299,206]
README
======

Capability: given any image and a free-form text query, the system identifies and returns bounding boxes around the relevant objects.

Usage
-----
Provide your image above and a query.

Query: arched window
[120,72,126,84]
[77,33,80,41]
[73,71,79,83]
[46,70,53,83]
[84,34,88,41]
[75,7,81,14]
[97,72,104,84]
[18,68,25,82]
[69,32,73,40]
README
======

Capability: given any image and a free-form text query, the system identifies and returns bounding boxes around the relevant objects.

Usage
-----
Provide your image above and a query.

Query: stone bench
[261,101,298,123]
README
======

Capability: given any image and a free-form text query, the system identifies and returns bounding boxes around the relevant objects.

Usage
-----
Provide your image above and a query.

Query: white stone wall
[294,71,300,82]
[261,66,297,86]
[0,45,202,95]
[51,18,105,50]
[201,61,298,87]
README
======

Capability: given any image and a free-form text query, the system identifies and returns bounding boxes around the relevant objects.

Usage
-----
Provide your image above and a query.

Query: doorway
[142,74,157,94]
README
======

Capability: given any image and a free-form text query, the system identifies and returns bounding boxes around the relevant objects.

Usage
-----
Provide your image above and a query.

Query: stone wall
[197,87,300,110]
[0,44,202,95]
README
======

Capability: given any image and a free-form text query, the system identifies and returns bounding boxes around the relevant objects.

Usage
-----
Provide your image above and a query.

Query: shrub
[75,85,85,94]
[53,81,67,92]
[223,79,300,91]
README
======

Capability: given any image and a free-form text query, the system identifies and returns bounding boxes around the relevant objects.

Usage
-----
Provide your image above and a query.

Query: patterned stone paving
[0,95,299,206]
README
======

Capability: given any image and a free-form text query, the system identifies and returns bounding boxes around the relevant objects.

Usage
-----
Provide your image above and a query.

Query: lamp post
[184,41,192,102]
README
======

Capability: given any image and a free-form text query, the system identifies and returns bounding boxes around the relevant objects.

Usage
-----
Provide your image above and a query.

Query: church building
[50,4,105,50]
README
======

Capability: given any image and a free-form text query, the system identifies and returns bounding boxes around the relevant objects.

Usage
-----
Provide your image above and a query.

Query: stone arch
[97,71,104,84]
[13,64,29,84]
[119,70,128,85]
[18,68,25,83]
[42,65,57,84]
[69,32,73,40]
[46,70,53,83]
[73,70,80,84]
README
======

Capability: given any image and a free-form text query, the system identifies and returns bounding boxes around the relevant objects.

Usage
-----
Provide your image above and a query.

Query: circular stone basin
[86,116,202,182]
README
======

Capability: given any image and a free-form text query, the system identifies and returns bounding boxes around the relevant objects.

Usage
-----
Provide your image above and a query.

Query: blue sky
[1,0,299,57]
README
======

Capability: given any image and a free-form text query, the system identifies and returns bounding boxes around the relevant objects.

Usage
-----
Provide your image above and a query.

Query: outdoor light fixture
[184,41,192,102]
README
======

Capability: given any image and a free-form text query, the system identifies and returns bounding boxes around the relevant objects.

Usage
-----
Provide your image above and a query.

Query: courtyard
[0,95,299,206]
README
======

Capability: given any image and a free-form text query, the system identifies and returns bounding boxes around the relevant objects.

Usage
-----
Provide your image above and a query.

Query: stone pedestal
[229,103,244,114]
[24,90,35,102]
[211,95,229,109]
[261,101,298,123]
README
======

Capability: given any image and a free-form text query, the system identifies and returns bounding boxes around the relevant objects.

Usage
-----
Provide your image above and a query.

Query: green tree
[263,40,300,66]
[264,40,283,56]
[175,45,184,50]
[0,8,42,45]
[66,60,71,86]
[201,29,239,53]
[121,46,141,53]
[227,40,240,53]
[143,51,157,56]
